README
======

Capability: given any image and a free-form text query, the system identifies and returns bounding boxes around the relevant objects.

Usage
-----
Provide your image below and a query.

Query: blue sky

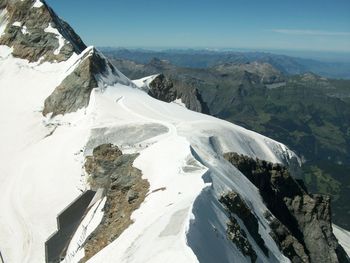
[46,0,350,52]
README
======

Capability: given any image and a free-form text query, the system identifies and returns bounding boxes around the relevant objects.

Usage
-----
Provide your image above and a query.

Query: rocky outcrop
[108,58,209,113]
[219,191,269,262]
[148,74,209,113]
[287,195,350,263]
[225,214,257,263]
[43,48,129,117]
[84,143,123,188]
[224,152,349,263]
[43,50,97,117]
[82,144,149,262]
[0,0,86,62]
[0,1,133,117]
[1,1,134,117]
[148,74,176,102]
[265,211,310,263]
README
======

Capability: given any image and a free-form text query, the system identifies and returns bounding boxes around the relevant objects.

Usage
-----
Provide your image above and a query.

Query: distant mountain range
[101,47,350,79]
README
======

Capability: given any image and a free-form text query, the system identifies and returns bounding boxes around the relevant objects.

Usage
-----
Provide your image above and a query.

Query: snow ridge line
[0,250,4,263]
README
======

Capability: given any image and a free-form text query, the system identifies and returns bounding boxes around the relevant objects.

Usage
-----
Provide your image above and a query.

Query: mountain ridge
[0,0,86,62]
[102,47,350,79]
[110,56,350,230]
[0,1,349,262]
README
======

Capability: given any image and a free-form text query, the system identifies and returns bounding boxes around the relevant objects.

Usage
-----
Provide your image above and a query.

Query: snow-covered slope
[333,225,350,257]
[78,84,295,263]
[0,42,289,262]
[132,74,159,91]
[0,1,349,263]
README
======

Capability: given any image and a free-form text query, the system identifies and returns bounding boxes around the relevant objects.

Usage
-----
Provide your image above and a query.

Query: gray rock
[148,74,177,102]
[42,48,117,117]
[226,215,257,263]
[287,194,349,263]
[267,212,310,263]
[126,189,139,204]
[219,191,269,257]
[224,152,349,263]
[148,73,209,113]
[0,0,86,62]
[82,144,149,262]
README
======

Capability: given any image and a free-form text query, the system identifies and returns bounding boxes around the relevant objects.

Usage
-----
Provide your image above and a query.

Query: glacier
[0,0,349,263]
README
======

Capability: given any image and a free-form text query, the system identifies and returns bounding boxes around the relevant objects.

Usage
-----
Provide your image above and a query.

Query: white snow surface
[84,85,292,263]
[21,25,29,35]
[132,74,159,91]
[94,49,135,89]
[64,196,107,263]
[0,9,7,37]
[44,23,65,55]
[12,21,21,27]
[0,44,292,263]
[33,0,44,8]
[172,98,186,108]
[333,225,350,256]
[0,43,348,263]
[0,45,89,262]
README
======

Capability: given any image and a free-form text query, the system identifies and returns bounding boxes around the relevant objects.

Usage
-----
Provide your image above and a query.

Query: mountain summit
[0,1,349,263]
[0,0,86,62]
[0,0,134,116]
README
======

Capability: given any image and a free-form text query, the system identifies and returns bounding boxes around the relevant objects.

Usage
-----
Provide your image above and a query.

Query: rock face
[224,152,349,263]
[225,215,257,263]
[43,48,131,117]
[108,58,209,113]
[219,191,269,262]
[0,0,86,62]
[84,143,123,188]
[0,1,134,118]
[286,195,349,263]
[82,144,149,262]
[266,212,309,263]
[148,73,209,113]
[148,74,176,102]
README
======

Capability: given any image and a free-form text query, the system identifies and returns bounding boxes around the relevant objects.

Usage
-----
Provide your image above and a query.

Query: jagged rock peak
[148,74,210,113]
[0,0,135,116]
[43,46,134,117]
[224,152,350,263]
[0,0,86,62]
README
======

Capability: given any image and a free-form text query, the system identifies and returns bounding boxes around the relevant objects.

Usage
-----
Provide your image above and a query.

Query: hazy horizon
[46,0,350,58]
[98,46,350,63]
